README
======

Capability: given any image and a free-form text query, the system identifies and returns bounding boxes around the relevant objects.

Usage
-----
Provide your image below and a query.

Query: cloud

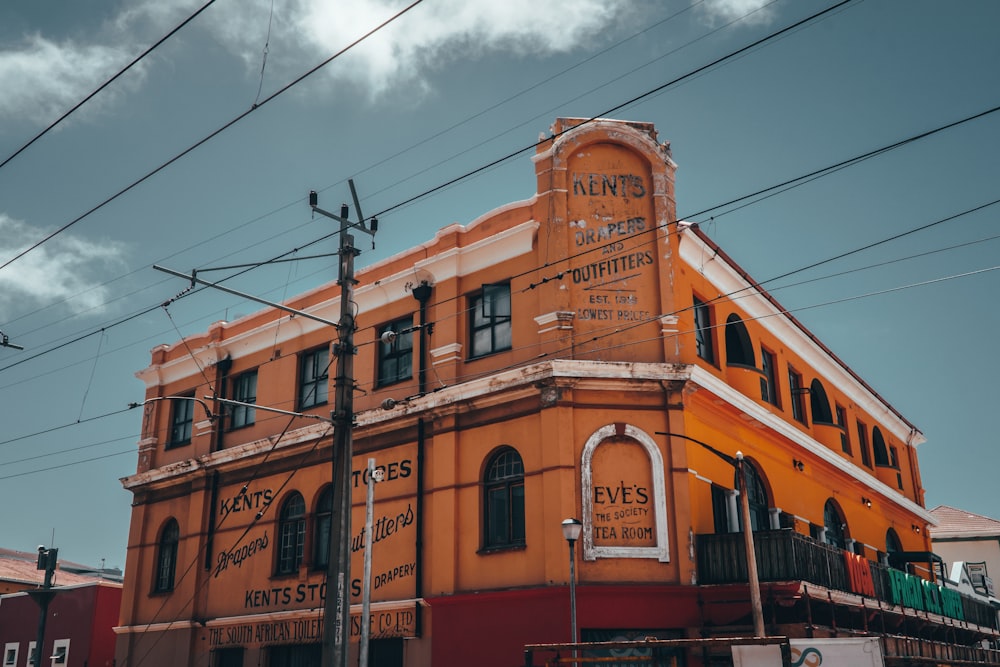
[201,0,639,98]
[698,0,778,26]
[0,215,128,315]
[0,34,143,123]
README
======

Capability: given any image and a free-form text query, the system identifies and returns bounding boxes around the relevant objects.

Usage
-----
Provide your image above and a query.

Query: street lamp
[359,458,384,667]
[561,518,582,646]
[656,432,766,638]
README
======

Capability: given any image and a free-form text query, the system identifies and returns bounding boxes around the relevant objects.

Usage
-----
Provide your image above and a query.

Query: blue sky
[0,0,997,570]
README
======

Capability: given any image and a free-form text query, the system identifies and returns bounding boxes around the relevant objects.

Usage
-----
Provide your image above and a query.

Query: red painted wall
[0,583,121,667]
[427,585,703,667]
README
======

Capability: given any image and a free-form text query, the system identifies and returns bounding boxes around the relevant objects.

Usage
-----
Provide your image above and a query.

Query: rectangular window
[3,644,17,667]
[857,421,872,468]
[369,638,404,667]
[230,370,257,429]
[168,395,194,447]
[298,347,329,409]
[213,647,245,667]
[469,283,512,358]
[267,644,321,667]
[711,485,730,534]
[760,347,779,405]
[51,640,69,666]
[693,296,715,364]
[377,316,413,387]
[27,643,35,667]
[836,404,852,454]
[788,367,807,424]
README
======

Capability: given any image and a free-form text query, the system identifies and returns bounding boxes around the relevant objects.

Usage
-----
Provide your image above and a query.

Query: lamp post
[561,518,582,648]
[359,458,384,667]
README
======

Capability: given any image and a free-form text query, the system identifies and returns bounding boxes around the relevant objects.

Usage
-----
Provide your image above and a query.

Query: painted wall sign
[567,144,659,343]
[215,531,268,578]
[207,604,418,649]
[208,444,419,619]
[243,581,328,610]
[581,423,669,562]
[348,497,417,603]
[219,488,274,518]
[208,617,323,649]
[591,443,655,548]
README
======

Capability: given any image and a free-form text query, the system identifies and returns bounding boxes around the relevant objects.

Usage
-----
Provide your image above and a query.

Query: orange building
[115,118,999,667]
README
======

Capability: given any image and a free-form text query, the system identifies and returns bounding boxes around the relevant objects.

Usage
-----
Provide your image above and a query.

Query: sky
[0,0,997,571]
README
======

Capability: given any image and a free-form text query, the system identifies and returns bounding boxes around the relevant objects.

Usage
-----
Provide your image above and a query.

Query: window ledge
[477,543,526,555]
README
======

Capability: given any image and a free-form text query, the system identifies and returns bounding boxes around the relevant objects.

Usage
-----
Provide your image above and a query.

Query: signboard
[590,436,656,549]
[567,143,659,360]
[581,423,669,562]
[732,638,884,667]
[207,602,419,649]
[208,443,419,623]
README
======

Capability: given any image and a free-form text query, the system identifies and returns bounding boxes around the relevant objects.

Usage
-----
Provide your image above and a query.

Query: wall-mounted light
[861,497,872,508]
[792,458,804,471]
[911,524,921,534]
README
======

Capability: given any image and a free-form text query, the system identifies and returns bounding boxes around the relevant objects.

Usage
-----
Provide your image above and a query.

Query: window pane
[378,318,413,386]
[314,488,332,568]
[488,487,509,545]
[493,319,512,351]
[510,483,525,542]
[473,328,492,357]
[300,348,329,408]
[694,297,714,363]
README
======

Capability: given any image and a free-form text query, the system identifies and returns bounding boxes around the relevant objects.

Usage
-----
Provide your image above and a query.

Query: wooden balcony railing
[696,529,998,630]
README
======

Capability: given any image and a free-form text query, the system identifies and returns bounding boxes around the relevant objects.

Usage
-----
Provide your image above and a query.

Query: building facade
[0,581,121,667]
[931,505,1000,599]
[115,118,998,667]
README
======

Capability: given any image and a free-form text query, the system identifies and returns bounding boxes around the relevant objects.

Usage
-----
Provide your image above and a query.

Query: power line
[0,0,426,274]
[371,0,856,220]
[0,0,219,174]
[0,0,852,358]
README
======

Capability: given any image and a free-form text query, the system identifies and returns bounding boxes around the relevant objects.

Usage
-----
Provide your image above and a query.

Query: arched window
[823,499,847,549]
[809,379,834,424]
[886,528,904,570]
[735,459,770,532]
[483,447,525,548]
[872,427,890,467]
[276,492,306,575]
[725,315,755,367]
[886,528,903,555]
[313,486,333,569]
[154,518,179,593]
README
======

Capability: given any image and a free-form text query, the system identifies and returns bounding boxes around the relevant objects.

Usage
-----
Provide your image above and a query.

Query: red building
[0,580,121,667]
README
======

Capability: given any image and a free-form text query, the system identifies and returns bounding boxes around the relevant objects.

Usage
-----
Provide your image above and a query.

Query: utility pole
[312,182,376,667]
[28,546,58,667]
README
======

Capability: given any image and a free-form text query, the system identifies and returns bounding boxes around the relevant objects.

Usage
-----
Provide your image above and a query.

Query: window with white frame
[3,643,17,667]
[51,640,69,665]
[469,283,512,358]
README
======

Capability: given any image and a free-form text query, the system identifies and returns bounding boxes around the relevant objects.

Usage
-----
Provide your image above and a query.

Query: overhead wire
[369,0,856,220]
[2,0,995,481]
[0,0,427,273]
[0,0,848,360]
[0,0,219,173]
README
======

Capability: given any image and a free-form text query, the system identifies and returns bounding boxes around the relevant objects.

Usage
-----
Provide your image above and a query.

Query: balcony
[696,529,998,632]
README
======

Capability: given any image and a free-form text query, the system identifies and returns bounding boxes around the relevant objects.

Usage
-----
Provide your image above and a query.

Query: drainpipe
[205,356,231,571]
[411,282,432,635]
